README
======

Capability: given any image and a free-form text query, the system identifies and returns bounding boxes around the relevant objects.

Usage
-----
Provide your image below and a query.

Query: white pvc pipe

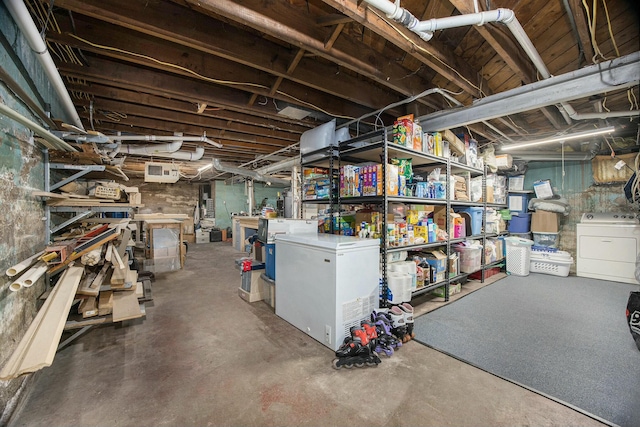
[6,250,44,277]
[21,261,48,287]
[121,141,182,155]
[145,146,205,161]
[0,103,76,151]
[113,135,222,148]
[4,0,84,130]
[364,0,637,125]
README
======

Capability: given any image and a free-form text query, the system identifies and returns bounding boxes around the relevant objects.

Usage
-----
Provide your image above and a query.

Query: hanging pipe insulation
[141,147,205,161]
[4,0,84,130]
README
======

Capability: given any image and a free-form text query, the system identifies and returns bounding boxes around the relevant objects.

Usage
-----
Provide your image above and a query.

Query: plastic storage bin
[265,243,276,280]
[505,237,534,276]
[530,247,573,276]
[453,245,482,273]
[458,207,483,236]
[508,213,531,233]
[508,193,529,213]
[532,232,559,248]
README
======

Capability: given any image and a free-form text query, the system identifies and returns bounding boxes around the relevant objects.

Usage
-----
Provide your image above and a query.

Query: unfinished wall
[214,180,285,230]
[0,6,73,422]
[130,178,200,217]
[524,160,634,270]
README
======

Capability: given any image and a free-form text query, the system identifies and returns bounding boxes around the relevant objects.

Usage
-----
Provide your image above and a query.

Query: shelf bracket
[49,164,106,191]
[50,211,94,234]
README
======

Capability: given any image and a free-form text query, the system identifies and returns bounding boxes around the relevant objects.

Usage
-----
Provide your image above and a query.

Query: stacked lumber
[453,175,469,201]
[33,181,143,208]
[3,223,148,379]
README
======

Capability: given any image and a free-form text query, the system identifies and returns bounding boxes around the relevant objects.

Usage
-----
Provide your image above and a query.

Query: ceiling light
[500,126,616,151]
[198,163,213,172]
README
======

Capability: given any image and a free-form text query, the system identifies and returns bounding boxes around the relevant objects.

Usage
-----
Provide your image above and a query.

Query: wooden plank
[77,263,110,297]
[98,291,113,316]
[81,218,131,225]
[116,228,132,259]
[110,253,129,285]
[135,281,144,298]
[112,285,144,322]
[0,266,84,380]
[111,245,126,270]
[78,296,98,318]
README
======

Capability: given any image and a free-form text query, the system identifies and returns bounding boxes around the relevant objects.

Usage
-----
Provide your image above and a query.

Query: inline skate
[372,311,402,356]
[332,326,381,369]
[397,303,415,342]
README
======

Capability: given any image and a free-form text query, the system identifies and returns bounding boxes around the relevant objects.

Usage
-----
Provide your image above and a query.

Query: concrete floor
[9,242,606,427]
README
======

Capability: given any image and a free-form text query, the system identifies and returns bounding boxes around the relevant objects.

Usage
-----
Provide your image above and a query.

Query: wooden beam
[0,266,84,380]
[68,84,307,136]
[77,263,111,297]
[316,14,352,27]
[49,8,407,114]
[181,0,442,105]
[324,23,346,50]
[319,0,487,97]
[567,0,595,65]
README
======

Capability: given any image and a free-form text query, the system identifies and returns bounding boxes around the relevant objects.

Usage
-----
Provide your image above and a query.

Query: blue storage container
[457,207,483,236]
[508,192,530,214]
[508,213,531,233]
[265,243,276,280]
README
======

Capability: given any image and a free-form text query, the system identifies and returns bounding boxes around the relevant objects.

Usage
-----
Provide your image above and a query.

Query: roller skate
[332,326,382,369]
[397,303,415,342]
[389,305,408,342]
[372,312,402,355]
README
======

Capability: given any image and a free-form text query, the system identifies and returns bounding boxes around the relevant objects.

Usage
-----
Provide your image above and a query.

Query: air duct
[146,147,205,161]
[4,0,84,130]
[255,157,300,175]
[212,158,290,186]
[362,0,638,124]
[121,141,182,155]
[113,134,222,148]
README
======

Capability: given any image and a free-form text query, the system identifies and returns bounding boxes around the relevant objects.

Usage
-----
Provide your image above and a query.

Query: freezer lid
[275,233,379,250]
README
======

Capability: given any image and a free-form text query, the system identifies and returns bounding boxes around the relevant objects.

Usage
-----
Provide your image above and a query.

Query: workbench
[232,216,260,252]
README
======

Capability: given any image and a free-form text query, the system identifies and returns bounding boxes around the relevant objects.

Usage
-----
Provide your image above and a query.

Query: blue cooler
[458,207,483,236]
[508,213,531,233]
[265,242,276,280]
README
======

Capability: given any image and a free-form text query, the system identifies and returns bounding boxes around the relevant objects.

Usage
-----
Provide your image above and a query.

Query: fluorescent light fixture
[500,126,615,151]
[198,163,213,173]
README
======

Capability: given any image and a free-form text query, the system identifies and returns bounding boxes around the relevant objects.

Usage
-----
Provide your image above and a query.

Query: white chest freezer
[275,234,380,351]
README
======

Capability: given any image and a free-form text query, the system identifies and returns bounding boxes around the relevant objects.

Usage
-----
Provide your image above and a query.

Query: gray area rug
[413,274,640,427]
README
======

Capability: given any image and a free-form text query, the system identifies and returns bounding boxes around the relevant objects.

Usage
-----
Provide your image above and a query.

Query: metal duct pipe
[362,0,638,124]
[144,147,205,161]
[121,141,182,155]
[255,157,300,175]
[4,0,84,130]
[113,134,222,148]
[212,158,290,186]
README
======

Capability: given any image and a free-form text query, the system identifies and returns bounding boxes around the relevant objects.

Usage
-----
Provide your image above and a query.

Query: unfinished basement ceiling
[18,0,640,180]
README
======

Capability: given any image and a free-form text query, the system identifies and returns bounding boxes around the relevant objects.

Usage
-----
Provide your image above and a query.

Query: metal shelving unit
[300,128,509,305]
[300,146,340,234]
[43,153,135,243]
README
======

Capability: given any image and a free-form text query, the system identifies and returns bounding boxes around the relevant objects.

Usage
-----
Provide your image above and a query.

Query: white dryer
[576,212,640,284]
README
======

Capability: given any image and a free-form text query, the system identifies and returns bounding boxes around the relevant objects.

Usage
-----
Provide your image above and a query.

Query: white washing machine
[576,212,640,284]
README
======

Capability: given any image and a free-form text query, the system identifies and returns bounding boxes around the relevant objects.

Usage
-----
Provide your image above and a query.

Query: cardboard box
[423,250,447,273]
[531,210,560,233]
